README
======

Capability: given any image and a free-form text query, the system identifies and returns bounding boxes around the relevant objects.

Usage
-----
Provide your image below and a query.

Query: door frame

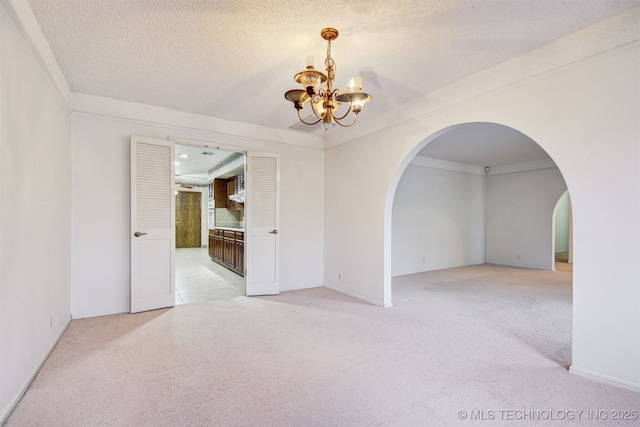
[135,137,280,304]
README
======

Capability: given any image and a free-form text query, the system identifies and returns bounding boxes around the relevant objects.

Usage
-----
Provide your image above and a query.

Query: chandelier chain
[325,41,335,85]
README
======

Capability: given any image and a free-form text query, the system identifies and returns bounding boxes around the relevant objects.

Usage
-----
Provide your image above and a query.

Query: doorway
[387,121,573,364]
[553,191,573,272]
[176,191,201,248]
[390,122,569,279]
[131,136,280,312]
[174,144,246,305]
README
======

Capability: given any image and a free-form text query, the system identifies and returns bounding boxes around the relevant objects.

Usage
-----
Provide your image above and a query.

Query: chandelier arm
[332,102,352,121]
[309,100,324,121]
[334,113,359,128]
[297,108,321,125]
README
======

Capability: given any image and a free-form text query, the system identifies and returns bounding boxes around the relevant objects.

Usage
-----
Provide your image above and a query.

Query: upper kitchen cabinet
[213,179,228,209]
[228,172,245,210]
[213,172,245,210]
[226,178,236,208]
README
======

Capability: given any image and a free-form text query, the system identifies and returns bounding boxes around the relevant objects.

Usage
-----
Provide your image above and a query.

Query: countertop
[210,226,245,232]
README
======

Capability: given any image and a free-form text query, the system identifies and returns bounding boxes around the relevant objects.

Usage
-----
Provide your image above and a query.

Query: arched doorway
[385,122,572,300]
[553,191,573,272]
[385,121,574,366]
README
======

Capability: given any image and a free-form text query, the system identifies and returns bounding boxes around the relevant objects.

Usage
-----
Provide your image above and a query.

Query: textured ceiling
[27,0,639,138]
[174,145,237,182]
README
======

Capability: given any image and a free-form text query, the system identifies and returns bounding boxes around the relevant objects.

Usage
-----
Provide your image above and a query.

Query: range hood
[229,190,245,203]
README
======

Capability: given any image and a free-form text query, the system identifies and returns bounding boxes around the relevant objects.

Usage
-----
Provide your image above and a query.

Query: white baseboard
[1,316,72,424]
[323,284,386,307]
[569,365,640,393]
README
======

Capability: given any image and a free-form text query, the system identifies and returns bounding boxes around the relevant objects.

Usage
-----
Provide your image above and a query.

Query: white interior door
[130,135,175,313]
[245,152,280,296]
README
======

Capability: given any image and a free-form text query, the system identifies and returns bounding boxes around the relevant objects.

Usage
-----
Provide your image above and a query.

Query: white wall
[71,107,325,318]
[486,168,567,270]
[392,159,566,276]
[0,3,71,420]
[324,33,640,390]
[392,163,485,276]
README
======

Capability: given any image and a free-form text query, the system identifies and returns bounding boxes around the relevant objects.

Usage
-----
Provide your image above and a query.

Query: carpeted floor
[5,265,638,426]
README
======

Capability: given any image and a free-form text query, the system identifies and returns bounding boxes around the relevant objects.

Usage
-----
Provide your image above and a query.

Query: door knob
[134,232,147,237]
[269,229,278,234]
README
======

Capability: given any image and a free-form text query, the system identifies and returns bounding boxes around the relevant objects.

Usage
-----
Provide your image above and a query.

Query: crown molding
[71,93,325,151]
[410,156,485,175]
[488,159,558,175]
[411,156,557,176]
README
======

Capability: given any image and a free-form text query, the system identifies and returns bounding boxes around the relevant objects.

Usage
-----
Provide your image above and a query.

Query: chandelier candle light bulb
[284,27,372,129]
[346,77,359,92]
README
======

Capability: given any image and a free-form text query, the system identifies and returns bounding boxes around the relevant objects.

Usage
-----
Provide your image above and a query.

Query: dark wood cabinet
[223,230,235,266]
[213,233,224,260]
[226,179,238,210]
[213,173,244,210]
[227,179,236,199]
[208,229,244,276]
[213,179,228,208]
[235,239,244,273]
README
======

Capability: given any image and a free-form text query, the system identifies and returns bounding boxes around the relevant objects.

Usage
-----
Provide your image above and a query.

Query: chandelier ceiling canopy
[284,28,372,130]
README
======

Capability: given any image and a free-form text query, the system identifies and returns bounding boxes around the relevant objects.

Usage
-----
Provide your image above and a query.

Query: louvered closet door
[245,152,280,296]
[130,136,175,313]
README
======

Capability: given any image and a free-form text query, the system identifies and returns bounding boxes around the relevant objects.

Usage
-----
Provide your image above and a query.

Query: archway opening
[553,191,573,272]
[386,122,573,366]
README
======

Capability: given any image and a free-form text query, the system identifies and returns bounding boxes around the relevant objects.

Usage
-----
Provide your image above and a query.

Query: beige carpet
[6,265,638,426]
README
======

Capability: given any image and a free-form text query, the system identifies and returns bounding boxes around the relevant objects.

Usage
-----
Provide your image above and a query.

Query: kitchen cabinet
[223,230,235,266]
[212,172,244,210]
[213,179,227,208]
[235,239,244,273]
[226,179,235,200]
[208,229,244,276]
[208,230,224,261]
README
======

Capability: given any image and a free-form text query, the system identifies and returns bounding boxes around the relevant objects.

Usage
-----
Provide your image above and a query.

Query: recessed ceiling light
[178,154,188,158]
[174,161,180,166]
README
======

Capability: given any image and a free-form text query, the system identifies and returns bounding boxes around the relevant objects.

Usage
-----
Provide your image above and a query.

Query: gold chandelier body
[285,28,372,129]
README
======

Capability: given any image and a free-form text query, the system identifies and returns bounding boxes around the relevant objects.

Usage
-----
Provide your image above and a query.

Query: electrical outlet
[338,273,342,280]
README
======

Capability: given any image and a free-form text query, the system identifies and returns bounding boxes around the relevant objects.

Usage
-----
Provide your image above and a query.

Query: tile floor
[175,247,245,305]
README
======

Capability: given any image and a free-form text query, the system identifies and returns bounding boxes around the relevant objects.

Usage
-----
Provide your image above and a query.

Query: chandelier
[284,28,372,129]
